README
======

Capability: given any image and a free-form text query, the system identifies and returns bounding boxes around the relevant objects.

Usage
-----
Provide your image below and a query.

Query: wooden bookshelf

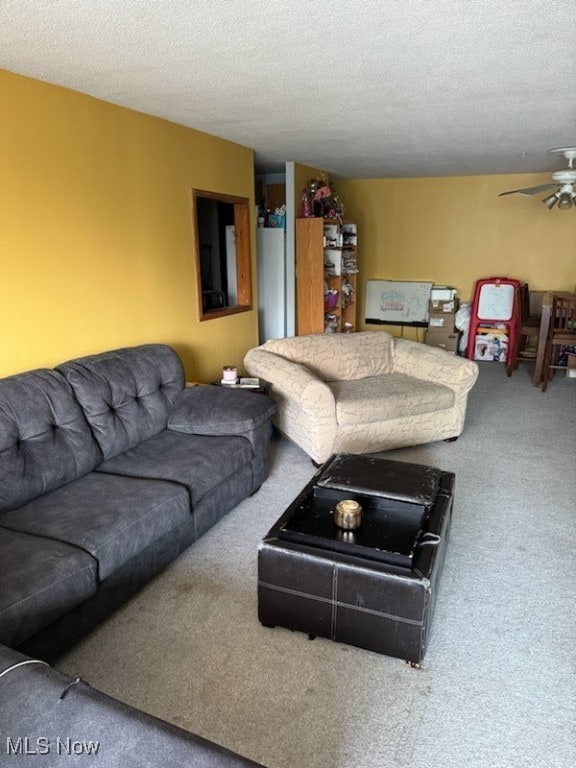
[296,218,357,335]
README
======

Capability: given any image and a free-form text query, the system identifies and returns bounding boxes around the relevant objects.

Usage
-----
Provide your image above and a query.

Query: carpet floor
[58,362,576,768]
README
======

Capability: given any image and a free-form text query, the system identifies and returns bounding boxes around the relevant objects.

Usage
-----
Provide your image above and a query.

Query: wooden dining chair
[506,283,541,376]
[541,294,576,391]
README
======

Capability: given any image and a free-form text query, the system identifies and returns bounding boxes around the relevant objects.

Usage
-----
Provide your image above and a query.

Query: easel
[465,277,520,366]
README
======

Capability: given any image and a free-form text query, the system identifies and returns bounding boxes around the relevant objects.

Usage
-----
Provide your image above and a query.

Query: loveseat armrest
[244,348,336,414]
[244,348,337,463]
[167,386,275,437]
[393,339,479,393]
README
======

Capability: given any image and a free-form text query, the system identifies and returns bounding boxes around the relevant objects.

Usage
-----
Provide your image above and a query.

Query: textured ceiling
[1,0,575,179]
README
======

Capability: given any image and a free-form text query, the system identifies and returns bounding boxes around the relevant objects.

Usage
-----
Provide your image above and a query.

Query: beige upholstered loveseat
[244,332,479,464]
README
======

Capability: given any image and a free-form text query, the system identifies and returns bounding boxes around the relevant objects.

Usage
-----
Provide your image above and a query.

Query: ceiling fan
[499,147,576,210]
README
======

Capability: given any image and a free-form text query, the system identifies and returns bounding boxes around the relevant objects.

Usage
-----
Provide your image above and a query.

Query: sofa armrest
[167,386,275,436]
[393,339,479,393]
[243,349,335,415]
[0,644,264,767]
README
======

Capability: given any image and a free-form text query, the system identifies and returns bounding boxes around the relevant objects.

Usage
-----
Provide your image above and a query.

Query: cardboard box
[429,298,459,314]
[430,286,457,302]
[426,326,457,340]
[428,313,456,330]
[426,330,459,353]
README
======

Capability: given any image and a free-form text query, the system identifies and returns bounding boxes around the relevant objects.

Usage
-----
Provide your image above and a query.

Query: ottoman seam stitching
[331,565,338,639]
[258,581,424,626]
[335,601,423,626]
[258,581,332,604]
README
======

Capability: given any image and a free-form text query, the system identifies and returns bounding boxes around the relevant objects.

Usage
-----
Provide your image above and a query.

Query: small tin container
[334,499,362,530]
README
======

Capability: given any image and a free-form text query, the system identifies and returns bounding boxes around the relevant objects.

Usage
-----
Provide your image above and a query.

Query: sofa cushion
[260,332,395,381]
[57,344,185,460]
[328,373,455,425]
[96,429,254,507]
[0,369,102,513]
[0,528,97,647]
[0,473,190,581]
[168,386,276,435]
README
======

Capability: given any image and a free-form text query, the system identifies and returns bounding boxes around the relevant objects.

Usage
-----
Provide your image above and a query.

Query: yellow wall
[0,69,258,379]
[3,67,574,372]
[338,176,576,337]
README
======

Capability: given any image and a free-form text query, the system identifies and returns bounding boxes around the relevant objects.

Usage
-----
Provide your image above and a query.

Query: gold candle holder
[334,499,362,530]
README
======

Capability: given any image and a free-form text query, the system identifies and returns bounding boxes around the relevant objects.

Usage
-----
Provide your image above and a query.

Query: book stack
[221,377,262,389]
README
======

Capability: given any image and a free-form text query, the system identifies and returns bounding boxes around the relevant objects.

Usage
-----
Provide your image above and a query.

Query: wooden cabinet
[296,218,358,335]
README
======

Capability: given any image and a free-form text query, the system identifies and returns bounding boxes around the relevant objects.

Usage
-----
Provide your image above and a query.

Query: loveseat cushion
[328,373,455,425]
[57,344,185,460]
[0,369,102,513]
[0,528,97,647]
[0,473,190,581]
[96,429,253,507]
[168,386,276,435]
[259,332,395,381]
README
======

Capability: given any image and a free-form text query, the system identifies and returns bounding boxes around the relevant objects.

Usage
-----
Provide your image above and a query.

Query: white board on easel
[365,280,433,327]
[477,283,515,320]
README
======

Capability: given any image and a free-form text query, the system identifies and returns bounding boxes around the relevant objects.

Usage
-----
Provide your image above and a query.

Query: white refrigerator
[256,228,289,343]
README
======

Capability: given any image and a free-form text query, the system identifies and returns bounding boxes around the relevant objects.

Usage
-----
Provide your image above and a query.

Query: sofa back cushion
[58,344,185,460]
[0,370,102,513]
[260,332,395,381]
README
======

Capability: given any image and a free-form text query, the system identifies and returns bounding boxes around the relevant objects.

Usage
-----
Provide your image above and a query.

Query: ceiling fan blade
[498,183,558,197]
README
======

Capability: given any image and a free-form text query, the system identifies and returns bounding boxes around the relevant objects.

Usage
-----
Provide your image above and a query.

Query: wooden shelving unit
[296,218,358,335]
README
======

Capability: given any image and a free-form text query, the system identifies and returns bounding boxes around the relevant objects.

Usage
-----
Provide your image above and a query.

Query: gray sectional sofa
[0,343,274,766]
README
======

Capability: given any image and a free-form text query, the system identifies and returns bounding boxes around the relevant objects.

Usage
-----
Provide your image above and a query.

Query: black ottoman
[257,454,454,665]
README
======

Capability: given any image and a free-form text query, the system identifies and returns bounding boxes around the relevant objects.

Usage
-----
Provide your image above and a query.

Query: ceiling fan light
[557,192,573,210]
[542,193,558,209]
